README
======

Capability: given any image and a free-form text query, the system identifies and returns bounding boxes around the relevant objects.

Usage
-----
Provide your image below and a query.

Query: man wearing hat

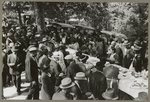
[6,31,15,54]
[7,45,25,95]
[39,37,54,55]
[131,41,143,72]
[25,46,40,99]
[102,88,118,100]
[88,62,107,100]
[71,72,89,100]
[52,77,75,100]
[75,52,88,74]
[2,43,11,87]
[115,41,123,66]
[103,64,119,98]
[65,55,83,81]
[122,41,134,68]
[39,48,55,100]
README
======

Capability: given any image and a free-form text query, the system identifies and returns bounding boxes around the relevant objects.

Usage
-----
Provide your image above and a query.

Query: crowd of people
[2,21,148,100]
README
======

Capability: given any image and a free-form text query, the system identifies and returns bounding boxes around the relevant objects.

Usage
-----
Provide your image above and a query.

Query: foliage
[2,2,148,39]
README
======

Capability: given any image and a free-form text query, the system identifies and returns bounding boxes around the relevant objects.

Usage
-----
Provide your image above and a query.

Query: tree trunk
[34,2,45,34]
[16,3,22,26]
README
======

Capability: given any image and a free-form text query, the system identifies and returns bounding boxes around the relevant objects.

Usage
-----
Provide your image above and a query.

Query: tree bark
[34,2,45,34]
[16,3,22,26]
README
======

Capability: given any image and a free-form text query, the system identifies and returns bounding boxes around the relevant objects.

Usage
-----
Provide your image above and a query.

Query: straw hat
[59,77,75,89]
[64,55,73,60]
[28,46,37,52]
[74,72,87,80]
[134,92,148,101]
[16,26,20,30]
[123,40,129,46]
[102,88,118,100]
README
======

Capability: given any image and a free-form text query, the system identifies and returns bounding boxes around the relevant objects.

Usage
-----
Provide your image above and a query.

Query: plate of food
[130,80,148,89]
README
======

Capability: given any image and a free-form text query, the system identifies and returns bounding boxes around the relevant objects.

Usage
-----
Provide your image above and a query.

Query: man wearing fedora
[7,45,24,95]
[25,46,40,99]
[52,77,75,100]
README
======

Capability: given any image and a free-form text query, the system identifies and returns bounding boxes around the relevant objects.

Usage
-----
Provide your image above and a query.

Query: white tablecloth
[113,64,148,98]
[119,78,148,98]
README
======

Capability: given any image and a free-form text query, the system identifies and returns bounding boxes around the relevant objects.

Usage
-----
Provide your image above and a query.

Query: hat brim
[64,56,73,60]
[123,43,129,46]
[13,49,19,51]
[74,77,87,80]
[102,92,119,100]
[59,82,75,89]
[41,40,48,43]
[29,49,37,52]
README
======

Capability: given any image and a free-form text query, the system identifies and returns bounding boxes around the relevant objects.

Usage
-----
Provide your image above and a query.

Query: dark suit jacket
[67,61,84,81]
[25,53,39,82]
[89,71,107,100]
[52,90,73,100]
[115,45,123,66]
[40,72,55,100]
[123,49,134,68]
[133,54,143,72]
[71,82,88,100]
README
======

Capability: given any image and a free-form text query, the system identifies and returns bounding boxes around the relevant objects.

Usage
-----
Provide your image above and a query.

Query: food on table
[130,81,148,89]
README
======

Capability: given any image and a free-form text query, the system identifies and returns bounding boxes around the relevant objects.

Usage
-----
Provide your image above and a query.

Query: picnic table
[112,64,148,99]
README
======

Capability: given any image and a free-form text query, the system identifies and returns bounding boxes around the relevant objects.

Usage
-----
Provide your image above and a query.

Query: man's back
[89,71,107,99]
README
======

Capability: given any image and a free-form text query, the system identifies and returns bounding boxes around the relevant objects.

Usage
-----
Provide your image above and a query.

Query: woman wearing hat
[52,77,75,100]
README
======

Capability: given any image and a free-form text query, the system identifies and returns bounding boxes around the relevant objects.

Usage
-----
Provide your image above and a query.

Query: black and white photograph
[1,1,148,100]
